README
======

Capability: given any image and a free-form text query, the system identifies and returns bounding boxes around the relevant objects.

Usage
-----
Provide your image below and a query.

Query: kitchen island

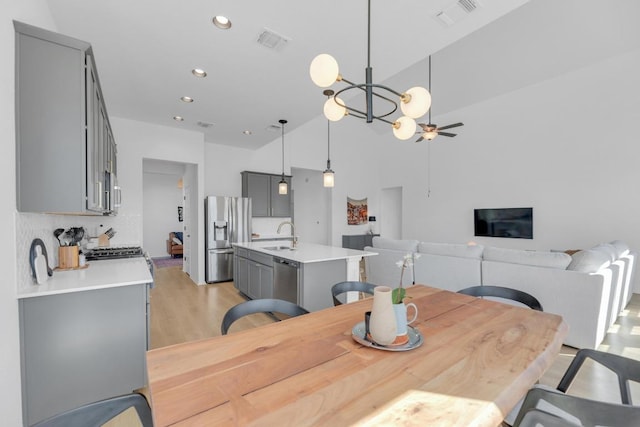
[17,258,153,426]
[233,242,377,311]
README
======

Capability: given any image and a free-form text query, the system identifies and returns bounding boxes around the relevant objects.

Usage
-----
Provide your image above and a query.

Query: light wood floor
[149,266,640,404]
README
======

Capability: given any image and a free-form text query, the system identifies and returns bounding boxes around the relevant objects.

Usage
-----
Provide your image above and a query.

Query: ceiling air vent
[196,121,214,128]
[266,124,282,132]
[435,0,482,27]
[257,28,290,51]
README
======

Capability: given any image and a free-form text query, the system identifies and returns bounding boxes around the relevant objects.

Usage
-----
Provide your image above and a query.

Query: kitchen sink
[263,245,296,251]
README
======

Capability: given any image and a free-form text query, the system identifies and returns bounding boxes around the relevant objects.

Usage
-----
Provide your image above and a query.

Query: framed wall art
[347,197,368,225]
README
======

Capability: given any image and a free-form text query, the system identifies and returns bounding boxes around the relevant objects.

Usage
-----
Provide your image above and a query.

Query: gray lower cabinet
[234,249,273,299]
[19,284,149,426]
[241,171,291,217]
[342,234,380,250]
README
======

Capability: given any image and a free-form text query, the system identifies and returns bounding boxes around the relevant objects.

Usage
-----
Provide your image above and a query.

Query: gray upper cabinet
[15,21,119,215]
[241,171,291,217]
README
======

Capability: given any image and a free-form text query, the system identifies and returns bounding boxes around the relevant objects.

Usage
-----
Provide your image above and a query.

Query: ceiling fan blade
[417,123,434,131]
[438,132,457,137]
[415,136,425,143]
[437,122,464,131]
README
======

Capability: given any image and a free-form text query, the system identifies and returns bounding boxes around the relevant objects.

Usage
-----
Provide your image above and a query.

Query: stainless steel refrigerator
[205,196,252,283]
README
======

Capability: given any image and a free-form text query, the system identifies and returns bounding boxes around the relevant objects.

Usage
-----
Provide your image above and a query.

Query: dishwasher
[273,257,299,305]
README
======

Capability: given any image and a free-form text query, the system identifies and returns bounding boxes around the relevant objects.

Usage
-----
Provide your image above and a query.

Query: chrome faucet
[277,221,297,248]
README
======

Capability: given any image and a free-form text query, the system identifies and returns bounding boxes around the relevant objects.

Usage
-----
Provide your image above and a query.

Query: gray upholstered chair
[32,393,152,427]
[221,298,309,335]
[331,281,377,306]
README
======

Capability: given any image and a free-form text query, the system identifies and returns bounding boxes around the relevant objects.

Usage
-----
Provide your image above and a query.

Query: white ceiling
[45,0,640,150]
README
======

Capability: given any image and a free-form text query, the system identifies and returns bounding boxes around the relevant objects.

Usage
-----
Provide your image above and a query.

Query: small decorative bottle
[368,286,397,345]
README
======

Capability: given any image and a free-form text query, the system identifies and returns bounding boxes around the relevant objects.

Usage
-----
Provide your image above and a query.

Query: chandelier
[309,0,431,140]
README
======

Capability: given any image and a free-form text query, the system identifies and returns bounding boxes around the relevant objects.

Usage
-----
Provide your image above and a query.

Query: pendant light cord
[281,122,285,177]
[367,0,371,69]
[327,119,331,168]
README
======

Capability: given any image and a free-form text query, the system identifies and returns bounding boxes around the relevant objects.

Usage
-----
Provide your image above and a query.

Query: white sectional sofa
[364,237,636,349]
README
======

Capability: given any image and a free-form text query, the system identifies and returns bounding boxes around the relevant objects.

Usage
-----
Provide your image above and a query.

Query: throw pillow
[175,231,183,242]
[567,249,611,272]
[172,237,182,245]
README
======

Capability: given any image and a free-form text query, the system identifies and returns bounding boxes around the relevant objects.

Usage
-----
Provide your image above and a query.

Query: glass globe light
[400,87,431,119]
[310,54,339,88]
[323,96,346,121]
[392,116,417,140]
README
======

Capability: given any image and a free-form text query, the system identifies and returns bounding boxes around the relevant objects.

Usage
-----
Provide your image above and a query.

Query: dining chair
[515,407,580,427]
[32,392,153,427]
[556,348,640,404]
[512,385,640,427]
[221,298,309,335]
[331,281,377,306]
[457,285,543,311]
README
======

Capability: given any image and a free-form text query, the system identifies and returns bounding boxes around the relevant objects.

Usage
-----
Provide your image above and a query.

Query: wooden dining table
[146,285,567,426]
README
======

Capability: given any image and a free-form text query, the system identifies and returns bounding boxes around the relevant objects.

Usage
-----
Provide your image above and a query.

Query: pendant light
[278,119,288,195]
[323,90,335,187]
[309,0,430,140]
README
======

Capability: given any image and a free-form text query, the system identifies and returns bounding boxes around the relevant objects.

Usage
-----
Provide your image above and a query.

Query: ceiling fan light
[392,116,417,140]
[424,130,438,140]
[310,54,340,88]
[323,96,346,121]
[400,86,431,119]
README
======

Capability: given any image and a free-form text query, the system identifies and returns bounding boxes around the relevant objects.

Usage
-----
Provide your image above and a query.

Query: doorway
[142,159,199,281]
[291,168,331,245]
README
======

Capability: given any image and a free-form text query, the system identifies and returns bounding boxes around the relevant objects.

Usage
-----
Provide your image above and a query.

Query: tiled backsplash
[252,217,292,239]
[16,212,142,292]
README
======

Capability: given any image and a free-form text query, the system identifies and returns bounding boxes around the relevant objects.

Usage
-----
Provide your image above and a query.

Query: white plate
[351,321,424,352]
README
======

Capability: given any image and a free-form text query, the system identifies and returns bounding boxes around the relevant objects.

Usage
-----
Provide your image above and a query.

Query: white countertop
[251,234,294,241]
[233,241,377,264]
[17,258,153,299]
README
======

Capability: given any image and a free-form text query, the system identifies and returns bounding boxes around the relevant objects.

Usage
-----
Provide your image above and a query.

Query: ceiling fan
[416,55,464,142]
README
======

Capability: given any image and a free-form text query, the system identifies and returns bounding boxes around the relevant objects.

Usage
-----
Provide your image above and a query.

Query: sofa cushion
[418,242,484,260]
[609,240,630,258]
[483,246,572,269]
[567,249,612,272]
[591,243,617,262]
[372,237,418,252]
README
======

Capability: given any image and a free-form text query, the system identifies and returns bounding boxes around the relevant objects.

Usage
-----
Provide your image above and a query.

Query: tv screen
[474,207,533,239]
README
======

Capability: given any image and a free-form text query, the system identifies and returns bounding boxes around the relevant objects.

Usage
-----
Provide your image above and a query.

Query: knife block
[59,246,79,269]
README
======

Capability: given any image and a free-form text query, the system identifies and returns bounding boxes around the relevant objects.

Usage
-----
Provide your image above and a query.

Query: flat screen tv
[474,207,533,239]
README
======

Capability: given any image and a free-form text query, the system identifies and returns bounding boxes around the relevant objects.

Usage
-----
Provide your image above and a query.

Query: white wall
[142,172,183,258]
[112,117,206,283]
[3,1,57,423]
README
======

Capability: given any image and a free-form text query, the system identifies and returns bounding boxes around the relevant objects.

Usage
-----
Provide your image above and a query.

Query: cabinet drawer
[249,251,273,266]
[235,247,249,259]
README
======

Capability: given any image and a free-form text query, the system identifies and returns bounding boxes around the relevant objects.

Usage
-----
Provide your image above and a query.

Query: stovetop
[84,246,144,261]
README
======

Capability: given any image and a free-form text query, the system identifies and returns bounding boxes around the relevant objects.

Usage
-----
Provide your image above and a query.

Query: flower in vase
[392,253,419,304]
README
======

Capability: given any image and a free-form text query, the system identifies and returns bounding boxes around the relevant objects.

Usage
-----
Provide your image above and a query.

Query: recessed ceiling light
[180,96,194,103]
[173,116,184,122]
[192,68,207,78]
[243,130,252,135]
[213,15,232,30]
